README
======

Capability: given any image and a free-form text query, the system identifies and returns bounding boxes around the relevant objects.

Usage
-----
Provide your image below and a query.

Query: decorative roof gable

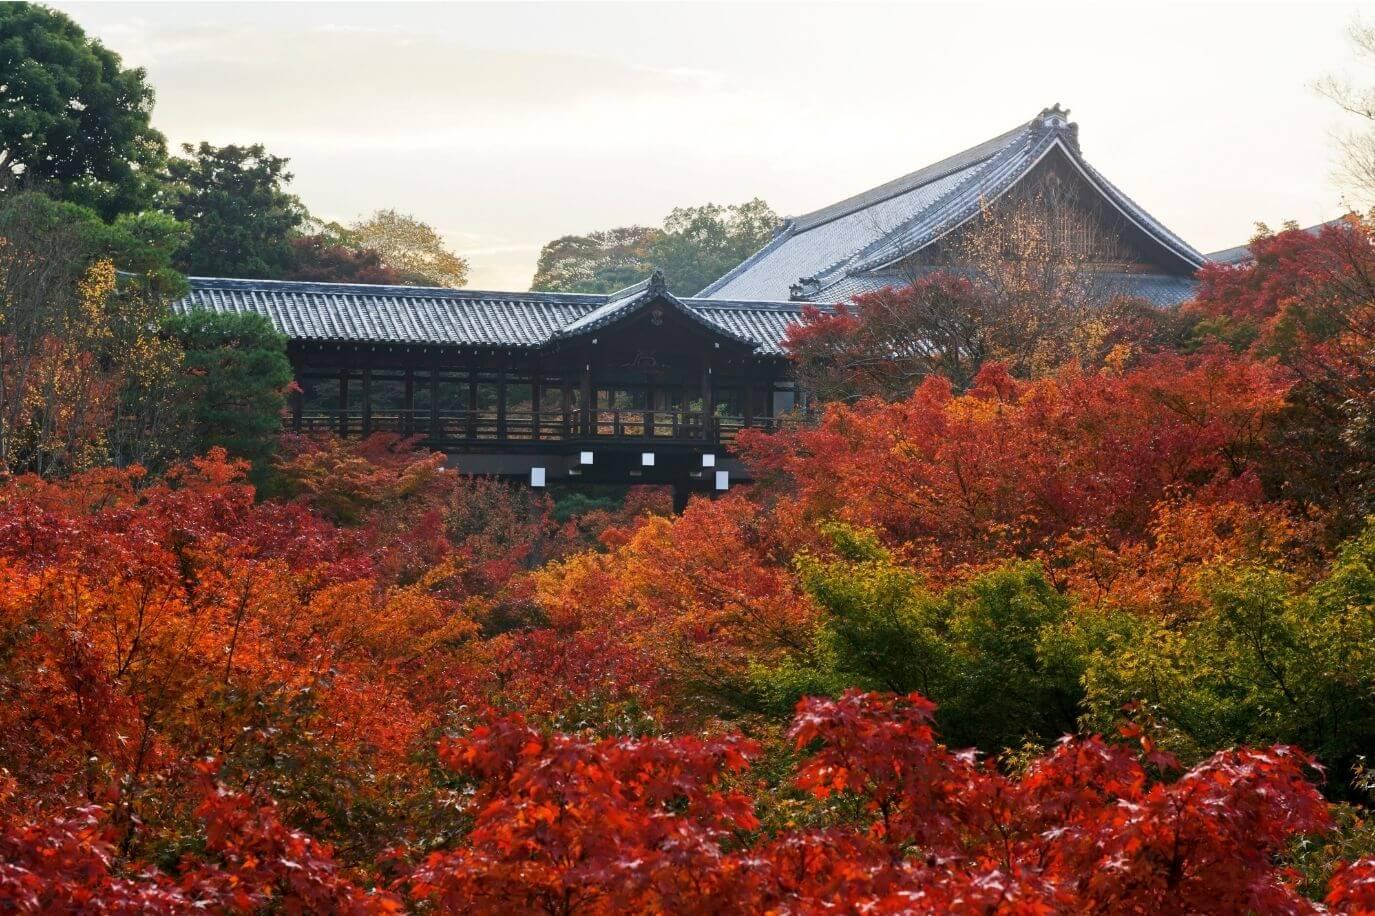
[698,106,1206,305]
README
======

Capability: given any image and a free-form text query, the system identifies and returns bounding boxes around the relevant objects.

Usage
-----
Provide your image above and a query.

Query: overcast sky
[54,1,1375,289]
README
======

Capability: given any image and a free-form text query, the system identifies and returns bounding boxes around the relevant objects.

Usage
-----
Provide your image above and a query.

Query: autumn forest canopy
[14,2,1375,913]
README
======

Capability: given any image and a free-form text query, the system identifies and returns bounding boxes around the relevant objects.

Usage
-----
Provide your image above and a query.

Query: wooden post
[562,376,573,439]
[701,358,715,444]
[428,363,440,444]
[744,362,755,429]
[403,368,414,436]
[580,364,592,437]
[467,371,478,440]
[361,367,372,437]
[496,362,508,441]
[531,375,541,441]
[338,368,349,437]
[290,386,303,433]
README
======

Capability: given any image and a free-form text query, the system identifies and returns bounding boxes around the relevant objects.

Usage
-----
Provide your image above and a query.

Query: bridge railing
[295,408,791,446]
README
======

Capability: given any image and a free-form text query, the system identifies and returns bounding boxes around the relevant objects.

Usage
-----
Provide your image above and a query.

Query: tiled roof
[816,269,1198,307]
[174,276,806,356]
[699,106,1207,303]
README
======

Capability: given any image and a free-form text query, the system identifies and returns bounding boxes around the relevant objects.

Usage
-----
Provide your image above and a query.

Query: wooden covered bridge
[175,270,811,508]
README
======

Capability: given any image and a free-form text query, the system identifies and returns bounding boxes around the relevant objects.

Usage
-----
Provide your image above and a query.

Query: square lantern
[530,467,546,487]
[702,453,716,468]
[642,452,655,467]
[715,470,730,491]
[580,451,594,465]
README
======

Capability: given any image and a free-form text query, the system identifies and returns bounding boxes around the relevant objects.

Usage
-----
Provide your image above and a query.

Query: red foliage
[738,355,1289,572]
[407,690,1343,914]
[410,714,759,914]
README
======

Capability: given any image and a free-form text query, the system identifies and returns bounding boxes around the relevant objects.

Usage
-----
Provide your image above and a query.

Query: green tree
[0,3,167,219]
[1079,522,1375,795]
[753,524,1091,754]
[528,200,778,296]
[164,310,292,474]
[651,198,779,296]
[166,142,306,278]
[530,226,659,293]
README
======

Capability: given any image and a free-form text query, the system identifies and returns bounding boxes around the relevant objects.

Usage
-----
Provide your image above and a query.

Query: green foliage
[166,142,306,278]
[529,200,779,296]
[0,3,167,219]
[530,227,659,294]
[164,310,292,473]
[754,525,1093,754]
[650,198,780,296]
[1081,521,1375,794]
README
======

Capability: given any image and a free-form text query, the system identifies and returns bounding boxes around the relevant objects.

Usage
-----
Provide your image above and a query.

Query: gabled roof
[173,276,806,355]
[552,270,756,346]
[699,106,1207,305]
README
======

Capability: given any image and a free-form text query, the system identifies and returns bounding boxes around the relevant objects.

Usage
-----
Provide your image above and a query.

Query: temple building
[174,105,1215,503]
[698,105,1206,306]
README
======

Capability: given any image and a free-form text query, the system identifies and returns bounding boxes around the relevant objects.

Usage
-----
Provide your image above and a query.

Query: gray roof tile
[699,106,1207,303]
[173,276,806,355]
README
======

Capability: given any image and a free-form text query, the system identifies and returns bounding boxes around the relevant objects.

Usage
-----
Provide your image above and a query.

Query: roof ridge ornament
[646,269,667,296]
[1034,103,1079,152]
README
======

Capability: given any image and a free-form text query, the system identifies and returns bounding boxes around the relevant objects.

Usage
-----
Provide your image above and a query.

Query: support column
[467,372,478,440]
[744,362,755,429]
[428,361,440,443]
[562,376,573,439]
[580,363,592,437]
[361,367,372,437]
[290,386,303,433]
[531,375,542,441]
[496,362,508,441]
[338,368,349,437]
[672,479,693,514]
[701,358,715,444]
[403,369,414,436]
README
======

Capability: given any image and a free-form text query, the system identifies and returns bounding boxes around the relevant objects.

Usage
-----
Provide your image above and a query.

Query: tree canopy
[0,3,167,220]
[530,198,779,296]
[345,208,469,288]
[165,142,306,278]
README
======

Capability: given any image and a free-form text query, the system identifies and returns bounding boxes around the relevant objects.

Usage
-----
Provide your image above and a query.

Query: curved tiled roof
[174,276,807,356]
[699,106,1207,303]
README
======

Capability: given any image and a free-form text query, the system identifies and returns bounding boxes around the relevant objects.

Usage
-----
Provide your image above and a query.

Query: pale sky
[54,0,1375,289]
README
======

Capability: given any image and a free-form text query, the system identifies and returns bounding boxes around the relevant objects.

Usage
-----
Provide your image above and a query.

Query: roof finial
[647,269,667,295]
[1035,103,1078,151]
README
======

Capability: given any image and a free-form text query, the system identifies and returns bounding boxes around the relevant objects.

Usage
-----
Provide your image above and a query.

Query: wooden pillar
[338,368,349,437]
[562,376,573,439]
[701,358,715,444]
[531,375,542,441]
[290,385,303,433]
[467,371,478,440]
[580,363,592,437]
[428,361,440,443]
[496,361,508,441]
[403,368,415,436]
[361,367,373,437]
[744,362,755,429]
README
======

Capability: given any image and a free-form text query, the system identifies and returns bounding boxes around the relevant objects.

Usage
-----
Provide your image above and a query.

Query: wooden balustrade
[296,407,789,446]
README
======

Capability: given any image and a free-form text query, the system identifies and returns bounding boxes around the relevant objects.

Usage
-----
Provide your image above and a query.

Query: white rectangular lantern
[702,453,716,468]
[580,451,594,465]
[530,467,546,487]
[642,452,655,467]
[715,470,730,491]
